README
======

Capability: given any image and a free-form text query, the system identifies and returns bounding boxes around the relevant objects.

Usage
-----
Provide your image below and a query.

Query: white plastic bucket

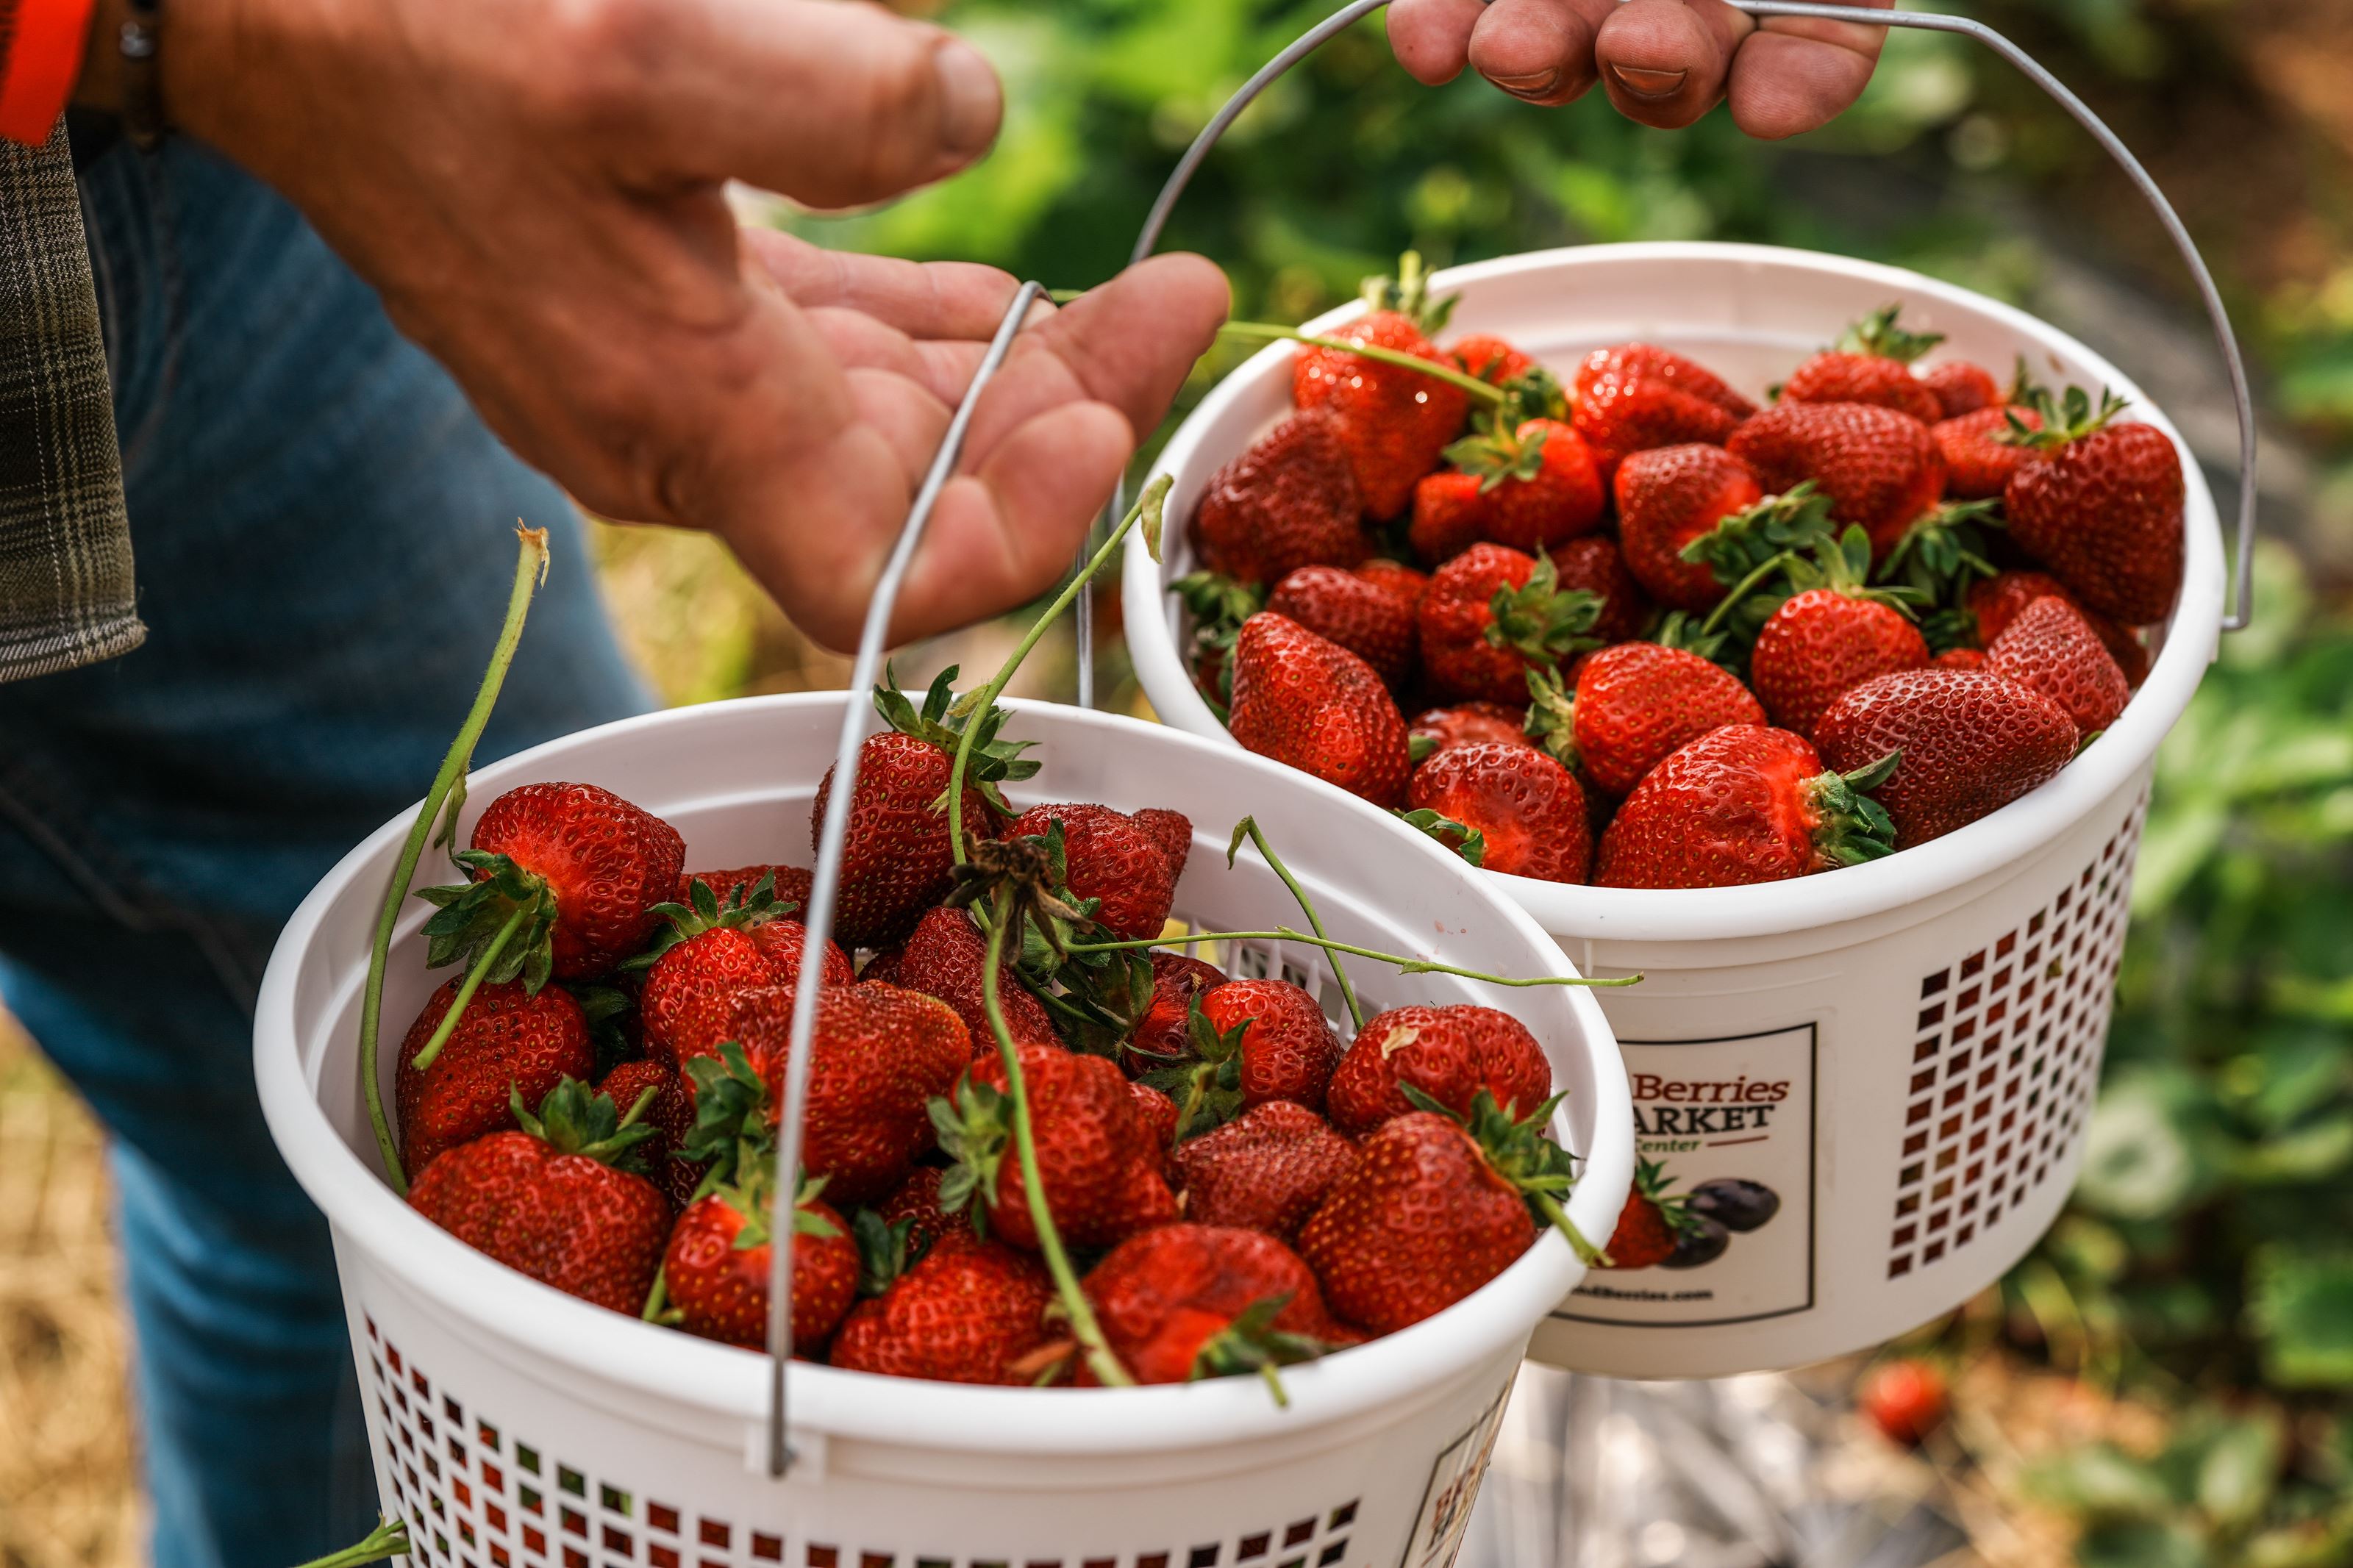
[256,692,1634,1565]
[1124,241,2222,1378]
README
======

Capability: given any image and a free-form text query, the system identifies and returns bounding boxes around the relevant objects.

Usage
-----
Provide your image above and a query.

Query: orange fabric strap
[0,0,97,146]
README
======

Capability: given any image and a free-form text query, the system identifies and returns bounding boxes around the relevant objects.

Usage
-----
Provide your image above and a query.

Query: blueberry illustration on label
[1661,1215,1729,1270]
[1688,1178,1780,1234]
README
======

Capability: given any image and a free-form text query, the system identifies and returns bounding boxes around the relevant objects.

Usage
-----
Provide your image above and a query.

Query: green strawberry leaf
[1394,807,1487,867]
[1835,303,1946,365]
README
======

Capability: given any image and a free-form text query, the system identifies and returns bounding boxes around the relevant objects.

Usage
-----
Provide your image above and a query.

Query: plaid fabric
[0,118,140,684]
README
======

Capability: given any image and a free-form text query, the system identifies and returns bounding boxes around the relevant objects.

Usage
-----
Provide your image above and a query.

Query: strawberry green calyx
[1482,555,1603,667]
[1784,526,1929,619]
[681,1042,774,1194]
[1496,365,1568,427]
[851,1208,926,1297]
[359,526,549,1195]
[929,1075,1013,1224]
[1803,751,1902,869]
[1395,807,1487,869]
[1835,304,1945,365]
[1138,999,1252,1143]
[1877,501,2002,608]
[1621,1156,1706,1248]
[716,1170,842,1259]
[1444,421,1552,495]
[511,1075,659,1172]
[2000,383,2130,451]
[1358,249,1458,337]
[946,824,1095,965]
[624,870,793,973]
[1652,611,1737,670]
[1190,1291,1338,1408]
[874,663,1038,820]
[1682,482,1839,594]
[418,851,561,992]
[1523,665,1579,771]
[1174,570,1264,711]
[1402,1085,1604,1265]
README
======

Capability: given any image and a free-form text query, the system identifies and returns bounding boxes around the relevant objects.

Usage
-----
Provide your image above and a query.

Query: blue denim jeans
[0,137,653,1567]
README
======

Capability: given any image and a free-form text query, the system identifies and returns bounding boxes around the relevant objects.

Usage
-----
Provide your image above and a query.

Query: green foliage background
[787,3,2353,1561]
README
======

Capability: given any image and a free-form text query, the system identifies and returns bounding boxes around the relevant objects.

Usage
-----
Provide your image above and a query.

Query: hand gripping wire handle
[1070,0,2260,701]
[760,279,1046,1480]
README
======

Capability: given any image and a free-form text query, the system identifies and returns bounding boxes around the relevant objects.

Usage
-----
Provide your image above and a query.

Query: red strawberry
[743,918,853,994]
[397,978,592,1176]
[829,1233,1056,1384]
[1419,544,1601,705]
[1406,741,1591,884]
[1452,333,1533,385]
[1130,1081,1181,1173]
[1815,669,2078,846]
[1174,1101,1362,1243]
[1193,978,1345,1116]
[1988,596,2129,734]
[1081,1223,1353,1387]
[942,1042,1177,1252]
[693,981,972,1204]
[1552,641,1766,798]
[1294,255,1472,520]
[1614,444,1768,613]
[662,1179,858,1349]
[1933,648,1987,670]
[1549,534,1652,645]
[1935,404,2041,499]
[680,864,812,910]
[1228,612,1410,807]
[1354,559,1429,605]
[1749,531,1931,740]
[874,1164,961,1254]
[810,668,1021,949]
[1861,1358,1950,1445]
[1408,702,1534,764]
[1132,807,1196,881]
[1297,1110,1535,1333]
[1190,411,1369,586]
[1965,570,2148,684]
[865,906,1059,1053]
[1728,402,1945,556]
[1595,725,1898,889]
[596,1059,699,1209]
[1268,565,1419,690]
[1779,306,1948,426]
[2003,387,2184,624]
[426,782,685,984]
[1597,1159,1698,1270]
[638,873,823,1067]
[1004,801,1182,942]
[407,1077,668,1314]
[1130,951,1229,1068]
[1573,343,1755,475]
[1443,418,1605,553]
[1407,470,1490,567]
[1327,1004,1552,1135]
[1921,362,2002,420]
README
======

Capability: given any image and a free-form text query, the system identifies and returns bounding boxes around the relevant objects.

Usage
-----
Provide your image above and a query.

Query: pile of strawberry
[384,670,1587,1391]
[1181,260,2183,889]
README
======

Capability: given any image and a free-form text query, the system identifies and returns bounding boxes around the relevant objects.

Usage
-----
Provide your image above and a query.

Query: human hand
[1388,0,1892,138]
[96,0,1228,648]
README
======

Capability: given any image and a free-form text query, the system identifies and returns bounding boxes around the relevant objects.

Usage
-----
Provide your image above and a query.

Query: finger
[741,229,1034,341]
[624,0,1004,208]
[1387,0,1487,85]
[1726,0,1891,140]
[1466,0,1617,107]
[957,253,1229,462]
[1593,0,1749,128]
[841,365,954,483]
[888,403,1138,644]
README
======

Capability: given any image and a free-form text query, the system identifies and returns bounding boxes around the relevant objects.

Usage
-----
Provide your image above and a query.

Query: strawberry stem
[1699,548,1799,639]
[1218,321,1505,408]
[1532,1190,1607,1268]
[641,1266,670,1323]
[1227,816,1362,1029]
[978,888,1132,1387]
[1066,929,1642,989]
[947,476,1171,865]
[358,526,549,1197]
[290,1517,411,1568]
[405,903,529,1073]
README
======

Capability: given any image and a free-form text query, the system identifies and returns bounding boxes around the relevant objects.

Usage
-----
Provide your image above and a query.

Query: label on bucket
[1403,1377,1514,1568]
[1557,1022,1818,1328]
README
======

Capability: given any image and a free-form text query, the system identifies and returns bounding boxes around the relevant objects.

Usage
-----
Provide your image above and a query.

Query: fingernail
[934,40,1003,155]
[1610,65,1688,101]
[1488,67,1561,99]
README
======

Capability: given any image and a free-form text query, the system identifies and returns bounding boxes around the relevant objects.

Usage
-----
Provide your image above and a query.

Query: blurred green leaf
[2025,1442,2177,1520]
[2194,1414,2282,1528]
[2075,1520,2208,1568]
[2250,1253,2353,1388]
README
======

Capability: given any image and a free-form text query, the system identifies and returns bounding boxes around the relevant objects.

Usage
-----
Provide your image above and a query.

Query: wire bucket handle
[1071,0,2260,706]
